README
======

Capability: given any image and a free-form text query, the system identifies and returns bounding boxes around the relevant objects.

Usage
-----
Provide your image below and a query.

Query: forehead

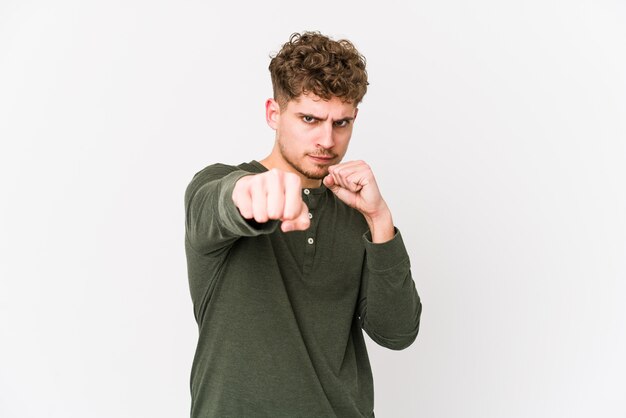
[284,93,357,116]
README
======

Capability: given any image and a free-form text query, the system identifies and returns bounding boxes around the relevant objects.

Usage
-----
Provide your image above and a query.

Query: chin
[304,171,327,181]
[300,165,329,181]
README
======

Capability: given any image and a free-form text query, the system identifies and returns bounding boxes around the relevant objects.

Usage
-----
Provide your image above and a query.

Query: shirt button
[307,238,314,245]
[308,212,313,219]
[303,189,310,195]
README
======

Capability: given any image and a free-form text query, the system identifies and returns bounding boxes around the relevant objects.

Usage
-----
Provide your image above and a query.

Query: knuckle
[268,168,281,178]
[254,212,269,223]
[285,176,302,192]
[251,174,264,188]
[267,169,286,189]
[235,177,249,193]
[268,168,285,181]
[233,193,249,208]
[285,172,300,184]
[267,207,282,219]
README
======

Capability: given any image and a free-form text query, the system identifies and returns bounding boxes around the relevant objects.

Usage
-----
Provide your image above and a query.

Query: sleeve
[356,228,422,350]
[184,164,279,255]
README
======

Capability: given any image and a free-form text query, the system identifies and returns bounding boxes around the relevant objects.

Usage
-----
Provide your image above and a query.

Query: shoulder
[190,161,264,183]
[185,161,265,201]
[184,163,243,204]
[190,163,241,183]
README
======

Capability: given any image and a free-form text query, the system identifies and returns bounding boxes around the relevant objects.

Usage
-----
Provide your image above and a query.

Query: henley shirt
[184,161,422,418]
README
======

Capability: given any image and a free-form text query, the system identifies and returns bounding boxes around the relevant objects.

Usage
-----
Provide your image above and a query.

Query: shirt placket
[302,188,321,277]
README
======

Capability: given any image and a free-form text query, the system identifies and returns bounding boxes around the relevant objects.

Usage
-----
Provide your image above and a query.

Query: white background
[1,1,625,417]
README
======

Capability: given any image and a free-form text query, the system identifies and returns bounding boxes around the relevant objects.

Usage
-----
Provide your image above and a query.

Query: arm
[185,164,277,255]
[185,164,310,255]
[323,161,422,349]
[357,229,422,350]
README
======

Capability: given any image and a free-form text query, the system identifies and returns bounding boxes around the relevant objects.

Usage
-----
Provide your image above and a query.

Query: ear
[353,107,359,121]
[265,98,281,130]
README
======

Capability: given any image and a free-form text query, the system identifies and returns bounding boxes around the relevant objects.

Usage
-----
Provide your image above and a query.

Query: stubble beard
[279,141,333,181]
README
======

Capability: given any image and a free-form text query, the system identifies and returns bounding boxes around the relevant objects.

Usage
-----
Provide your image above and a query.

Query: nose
[316,122,335,149]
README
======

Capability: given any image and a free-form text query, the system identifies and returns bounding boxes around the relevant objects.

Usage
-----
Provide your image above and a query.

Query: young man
[185,32,422,417]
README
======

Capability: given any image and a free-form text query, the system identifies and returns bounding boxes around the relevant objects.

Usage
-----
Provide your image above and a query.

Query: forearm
[358,229,422,350]
[185,167,278,254]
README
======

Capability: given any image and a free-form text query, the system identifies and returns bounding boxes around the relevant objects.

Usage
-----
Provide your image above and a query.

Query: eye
[302,115,316,124]
[334,120,350,128]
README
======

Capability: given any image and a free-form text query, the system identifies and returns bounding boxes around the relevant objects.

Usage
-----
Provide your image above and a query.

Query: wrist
[364,206,395,243]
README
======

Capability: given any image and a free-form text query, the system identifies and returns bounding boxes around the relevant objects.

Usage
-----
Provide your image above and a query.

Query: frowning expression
[266,93,358,181]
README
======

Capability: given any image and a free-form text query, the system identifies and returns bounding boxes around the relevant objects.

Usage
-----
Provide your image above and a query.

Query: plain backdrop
[1,1,625,417]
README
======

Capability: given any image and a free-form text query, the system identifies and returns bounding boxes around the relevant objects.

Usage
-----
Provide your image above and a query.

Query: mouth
[308,154,335,164]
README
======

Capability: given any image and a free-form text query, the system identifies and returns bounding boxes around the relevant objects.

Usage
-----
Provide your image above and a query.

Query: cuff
[362,228,410,271]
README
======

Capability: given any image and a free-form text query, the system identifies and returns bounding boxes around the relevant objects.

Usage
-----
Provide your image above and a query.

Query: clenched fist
[323,160,395,243]
[323,160,388,218]
[232,169,311,233]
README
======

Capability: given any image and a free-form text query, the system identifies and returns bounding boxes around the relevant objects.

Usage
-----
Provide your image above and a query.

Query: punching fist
[232,169,311,232]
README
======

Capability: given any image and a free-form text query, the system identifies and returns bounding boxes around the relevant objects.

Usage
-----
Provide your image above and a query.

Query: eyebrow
[297,112,355,123]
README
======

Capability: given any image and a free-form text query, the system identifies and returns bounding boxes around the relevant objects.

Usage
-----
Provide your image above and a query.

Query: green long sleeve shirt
[184,161,422,418]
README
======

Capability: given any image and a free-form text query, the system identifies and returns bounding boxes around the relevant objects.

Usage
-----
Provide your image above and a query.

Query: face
[266,93,358,182]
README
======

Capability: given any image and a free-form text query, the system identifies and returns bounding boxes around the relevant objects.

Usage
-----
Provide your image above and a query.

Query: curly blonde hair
[269,31,368,108]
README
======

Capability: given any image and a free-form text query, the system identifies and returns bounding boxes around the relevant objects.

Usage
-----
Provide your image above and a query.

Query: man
[185,31,422,417]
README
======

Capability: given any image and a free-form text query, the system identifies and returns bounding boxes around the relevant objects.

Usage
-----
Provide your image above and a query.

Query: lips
[308,155,334,164]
